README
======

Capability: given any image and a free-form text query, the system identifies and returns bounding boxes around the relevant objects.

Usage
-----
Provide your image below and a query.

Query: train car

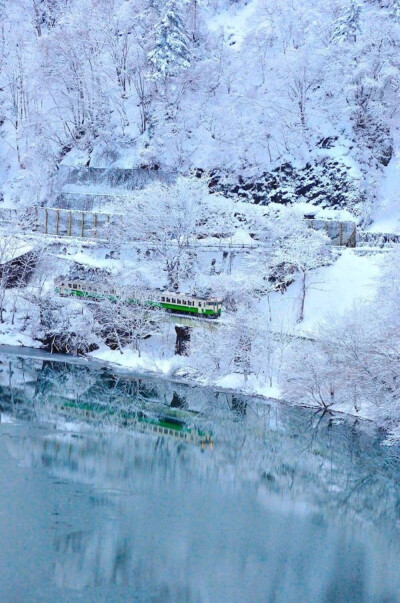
[55,279,222,318]
[156,291,222,317]
[55,279,118,302]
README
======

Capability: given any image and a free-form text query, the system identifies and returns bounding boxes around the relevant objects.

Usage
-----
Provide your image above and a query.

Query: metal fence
[35,207,118,239]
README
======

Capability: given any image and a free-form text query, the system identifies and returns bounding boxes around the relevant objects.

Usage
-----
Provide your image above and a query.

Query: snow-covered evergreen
[148,0,191,79]
[331,1,362,44]
[391,0,400,20]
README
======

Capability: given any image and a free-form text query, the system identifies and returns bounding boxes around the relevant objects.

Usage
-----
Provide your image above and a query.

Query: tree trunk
[298,270,306,323]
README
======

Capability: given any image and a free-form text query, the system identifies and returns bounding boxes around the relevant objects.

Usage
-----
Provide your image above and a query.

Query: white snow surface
[266,249,385,336]
[301,250,384,333]
[369,158,400,234]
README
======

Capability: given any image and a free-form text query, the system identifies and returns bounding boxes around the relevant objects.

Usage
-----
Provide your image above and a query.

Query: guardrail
[0,206,358,249]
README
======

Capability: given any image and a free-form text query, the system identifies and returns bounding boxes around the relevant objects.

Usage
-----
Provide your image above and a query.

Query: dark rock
[317,136,339,149]
[38,335,98,356]
[175,325,191,356]
[170,392,188,409]
[208,156,362,211]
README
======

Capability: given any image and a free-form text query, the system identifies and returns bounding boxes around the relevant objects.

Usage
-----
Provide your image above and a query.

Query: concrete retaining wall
[306,219,356,247]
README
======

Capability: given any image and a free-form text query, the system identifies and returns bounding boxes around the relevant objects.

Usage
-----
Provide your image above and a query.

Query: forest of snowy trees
[0,0,400,213]
[0,0,398,438]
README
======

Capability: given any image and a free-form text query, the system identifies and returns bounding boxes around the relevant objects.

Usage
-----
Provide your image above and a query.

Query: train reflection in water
[0,353,214,449]
[57,400,213,449]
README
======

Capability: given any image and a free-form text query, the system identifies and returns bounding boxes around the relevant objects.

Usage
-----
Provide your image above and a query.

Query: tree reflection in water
[0,352,400,602]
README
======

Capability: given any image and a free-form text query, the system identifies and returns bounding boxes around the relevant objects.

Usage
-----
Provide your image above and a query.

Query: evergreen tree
[391,0,400,21]
[148,0,191,79]
[331,1,361,44]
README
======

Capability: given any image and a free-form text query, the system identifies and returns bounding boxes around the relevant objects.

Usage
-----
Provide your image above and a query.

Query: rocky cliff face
[205,156,363,212]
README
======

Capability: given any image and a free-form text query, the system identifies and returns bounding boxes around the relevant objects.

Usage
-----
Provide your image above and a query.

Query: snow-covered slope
[0,0,399,222]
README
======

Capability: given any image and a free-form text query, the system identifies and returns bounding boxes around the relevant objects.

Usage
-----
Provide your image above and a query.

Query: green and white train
[55,279,223,318]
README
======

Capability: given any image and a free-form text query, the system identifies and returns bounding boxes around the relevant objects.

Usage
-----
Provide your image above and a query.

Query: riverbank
[0,342,381,438]
[0,342,281,402]
[89,346,382,428]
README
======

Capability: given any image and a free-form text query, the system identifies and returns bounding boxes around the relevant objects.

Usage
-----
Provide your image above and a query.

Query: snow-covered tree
[121,176,235,289]
[191,305,274,384]
[390,0,400,21]
[148,0,191,79]
[331,1,362,44]
[283,246,400,422]
[95,289,163,357]
[272,211,331,323]
[34,294,98,355]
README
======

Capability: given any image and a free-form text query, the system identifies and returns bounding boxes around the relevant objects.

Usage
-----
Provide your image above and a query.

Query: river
[0,348,399,602]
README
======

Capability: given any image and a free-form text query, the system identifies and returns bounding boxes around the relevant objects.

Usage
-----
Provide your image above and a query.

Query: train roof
[160,291,223,302]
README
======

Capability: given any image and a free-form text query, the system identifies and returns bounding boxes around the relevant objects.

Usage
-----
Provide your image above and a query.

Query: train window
[166,297,170,302]
[73,284,77,290]
[177,299,181,304]
[171,298,176,303]
[182,300,186,305]
[199,302,202,307]
[161,297,165,302]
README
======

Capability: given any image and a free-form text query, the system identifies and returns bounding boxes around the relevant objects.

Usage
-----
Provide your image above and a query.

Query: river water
[0,350,399,602]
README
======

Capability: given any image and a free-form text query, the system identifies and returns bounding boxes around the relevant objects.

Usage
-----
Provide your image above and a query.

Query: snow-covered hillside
[0,0,398,439]
[0,0,399,221]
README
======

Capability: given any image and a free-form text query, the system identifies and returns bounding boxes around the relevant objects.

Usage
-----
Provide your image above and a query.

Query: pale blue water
[0,350,399,602]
